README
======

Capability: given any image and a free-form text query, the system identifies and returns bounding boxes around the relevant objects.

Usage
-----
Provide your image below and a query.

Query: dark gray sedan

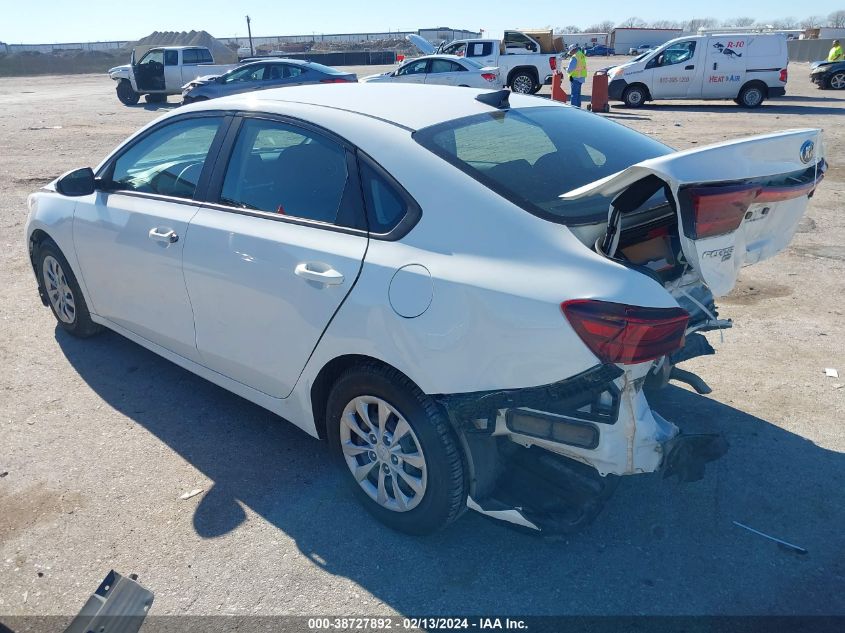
[181,58,357,104]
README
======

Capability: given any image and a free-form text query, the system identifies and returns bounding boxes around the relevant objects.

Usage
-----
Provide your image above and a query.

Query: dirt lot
[1,60,844,619]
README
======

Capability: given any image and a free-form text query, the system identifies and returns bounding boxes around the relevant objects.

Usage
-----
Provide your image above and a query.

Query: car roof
[186,83,551,131]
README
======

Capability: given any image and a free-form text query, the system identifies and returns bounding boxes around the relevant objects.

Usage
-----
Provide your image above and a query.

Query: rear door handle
[148,228,178,243]
[713,62,718,70]
[685,65,694,70]
[294,262,344,286]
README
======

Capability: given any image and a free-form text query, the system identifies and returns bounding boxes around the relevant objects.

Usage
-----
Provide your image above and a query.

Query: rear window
[305,62,343,75]
[413,106,672,224]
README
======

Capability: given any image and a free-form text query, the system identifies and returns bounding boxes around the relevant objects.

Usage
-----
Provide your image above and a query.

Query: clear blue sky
[3,0,843,43]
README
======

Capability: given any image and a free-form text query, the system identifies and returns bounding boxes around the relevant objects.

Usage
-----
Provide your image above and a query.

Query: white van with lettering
[606,33,788,108]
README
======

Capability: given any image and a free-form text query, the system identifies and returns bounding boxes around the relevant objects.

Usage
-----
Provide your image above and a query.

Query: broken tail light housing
[779,68,788,83]
[679,184,760,239]
[506,409,599,449]
[561,300,689,365]
[481,72,498,82]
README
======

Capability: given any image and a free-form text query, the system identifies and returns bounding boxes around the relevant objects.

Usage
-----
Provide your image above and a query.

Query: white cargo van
[607,33,788,107]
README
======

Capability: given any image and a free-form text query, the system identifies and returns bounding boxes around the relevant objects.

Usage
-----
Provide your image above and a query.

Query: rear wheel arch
[737,80,768,107]
[507,66,539,93]
[311,354,411,440]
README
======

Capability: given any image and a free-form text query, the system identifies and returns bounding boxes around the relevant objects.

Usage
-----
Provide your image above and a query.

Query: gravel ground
[0,59,843,619]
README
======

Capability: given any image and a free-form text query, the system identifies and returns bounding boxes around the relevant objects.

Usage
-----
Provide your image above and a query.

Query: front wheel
[510,71,537,94]
[737,83,765,108]
[36,240,101,338]
[622,84,647,107]
[828,71,845,90]
[326,364,467,535]
[116,79,140,106]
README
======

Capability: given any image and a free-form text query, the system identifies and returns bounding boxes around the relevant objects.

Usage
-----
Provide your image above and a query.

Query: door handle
[294,262,344,286]
[148,228,179,243]
[713,62,718,70]
[685,65,694,70]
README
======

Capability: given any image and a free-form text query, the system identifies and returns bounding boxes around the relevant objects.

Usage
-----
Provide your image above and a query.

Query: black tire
[326,363,467,535]
[622,84,647,108]
[116,79,140,106]
[145,93,167,104]
[827,71,845,90]
[510,70,537,94]
[737,82,766,108]
[35,240,101,338]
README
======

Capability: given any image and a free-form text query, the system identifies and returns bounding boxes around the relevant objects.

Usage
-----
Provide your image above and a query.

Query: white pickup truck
[108,46,236,105]
[410,31,560,94]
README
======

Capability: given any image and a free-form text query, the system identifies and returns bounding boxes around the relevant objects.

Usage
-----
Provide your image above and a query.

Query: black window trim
[200,111,421,240]
[95,111,236,205]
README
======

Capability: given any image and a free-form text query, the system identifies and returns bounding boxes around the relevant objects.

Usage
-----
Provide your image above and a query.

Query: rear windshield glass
[413,106,673,224]
[306,62,345,75]
[462,59,484,69]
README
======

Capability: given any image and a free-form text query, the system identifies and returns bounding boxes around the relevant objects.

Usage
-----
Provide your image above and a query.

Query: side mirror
[56,167,96,197]
[216,75,224,83]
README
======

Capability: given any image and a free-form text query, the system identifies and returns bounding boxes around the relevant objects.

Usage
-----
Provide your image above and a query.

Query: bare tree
[686,17,720,31]
[724,17,755,27]
[650,20,681,29]
[800,16,825,29]
[830,10,845,28]
[771,17,799,29]
[618,17,647,28]
[561,25,582,33]
[586,20,616,33]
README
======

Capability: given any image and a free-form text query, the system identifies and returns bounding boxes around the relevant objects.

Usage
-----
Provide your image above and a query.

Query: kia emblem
[800,140,815,164]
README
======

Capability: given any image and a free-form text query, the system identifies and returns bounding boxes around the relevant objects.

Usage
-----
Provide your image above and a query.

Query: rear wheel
[622,84,647,107]
[828,71,845,90]
[510,70,537,94]
[737,83,765,108]
[326,364,467,535]
[116,79,140,106]
[36,240,101,338]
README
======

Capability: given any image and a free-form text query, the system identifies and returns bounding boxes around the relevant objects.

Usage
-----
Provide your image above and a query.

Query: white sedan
[361,54,502,89]
[26,84,824,535]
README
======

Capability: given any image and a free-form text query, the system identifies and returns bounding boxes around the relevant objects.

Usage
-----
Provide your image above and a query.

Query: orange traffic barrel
[551,71,568,103]
[588,70,610,113]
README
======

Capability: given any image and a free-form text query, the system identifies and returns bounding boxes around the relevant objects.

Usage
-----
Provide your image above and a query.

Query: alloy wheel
[42,255,75,324]
[831,73,845,90]
[339,396,427,512]
[511,75,534,94]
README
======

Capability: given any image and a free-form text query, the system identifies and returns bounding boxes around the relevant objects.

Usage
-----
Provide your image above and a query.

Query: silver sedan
[361,54,502,89]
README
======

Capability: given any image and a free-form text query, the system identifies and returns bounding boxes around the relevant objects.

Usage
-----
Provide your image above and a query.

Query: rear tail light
[680,184,759,239]
[481,72,498,82]
[320,78,351,83]
[561,300,689,365]
[779,68,788,83]
[549,56,557,71]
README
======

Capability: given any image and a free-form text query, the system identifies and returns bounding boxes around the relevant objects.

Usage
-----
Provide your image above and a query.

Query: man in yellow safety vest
[829,40,844,62]
[566,44,588,107]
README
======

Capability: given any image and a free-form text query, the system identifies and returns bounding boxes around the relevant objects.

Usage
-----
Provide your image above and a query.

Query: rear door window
[219,118,361,227]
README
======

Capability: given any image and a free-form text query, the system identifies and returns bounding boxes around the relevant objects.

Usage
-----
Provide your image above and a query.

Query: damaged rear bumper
[435,362,727,534]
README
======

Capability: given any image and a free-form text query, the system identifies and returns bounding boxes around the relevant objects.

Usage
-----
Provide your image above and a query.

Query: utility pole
[246,15,254,57]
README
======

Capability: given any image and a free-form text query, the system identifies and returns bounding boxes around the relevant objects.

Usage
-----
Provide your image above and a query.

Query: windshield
[413,106,673,225]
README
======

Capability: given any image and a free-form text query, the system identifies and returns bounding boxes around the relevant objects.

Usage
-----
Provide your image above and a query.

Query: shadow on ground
[611,99,845,116]
[57,329,845,615]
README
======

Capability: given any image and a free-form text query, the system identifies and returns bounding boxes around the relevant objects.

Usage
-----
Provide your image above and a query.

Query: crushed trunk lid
[561,129,825,296]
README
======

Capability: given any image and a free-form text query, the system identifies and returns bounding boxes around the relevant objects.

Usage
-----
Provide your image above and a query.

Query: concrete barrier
[788,39,837,63]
